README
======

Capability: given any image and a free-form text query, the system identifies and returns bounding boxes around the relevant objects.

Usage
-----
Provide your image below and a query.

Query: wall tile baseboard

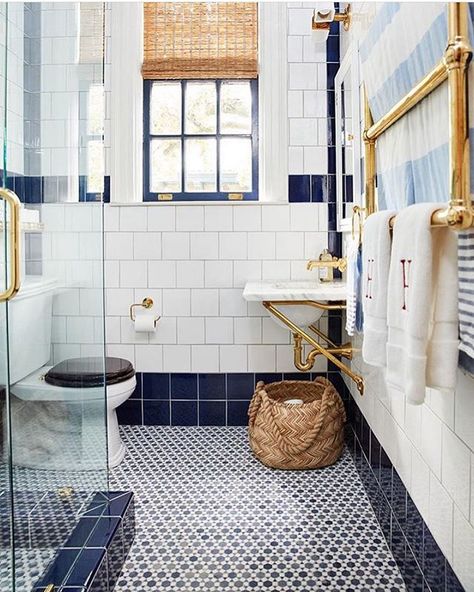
[118,370,348,427]
[345,398,464,592]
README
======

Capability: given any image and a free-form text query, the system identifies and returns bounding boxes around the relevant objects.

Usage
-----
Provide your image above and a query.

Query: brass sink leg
[265,301,364,395]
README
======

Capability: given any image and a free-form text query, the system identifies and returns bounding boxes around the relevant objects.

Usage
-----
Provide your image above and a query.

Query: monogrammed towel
[362,210,396,366]
[386,203,459,404]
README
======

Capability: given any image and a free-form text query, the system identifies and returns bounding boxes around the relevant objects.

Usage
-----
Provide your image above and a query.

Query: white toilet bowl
[10,358,136,469]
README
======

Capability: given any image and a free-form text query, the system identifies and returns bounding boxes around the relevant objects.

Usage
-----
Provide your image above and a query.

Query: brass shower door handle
[0,188,21,302]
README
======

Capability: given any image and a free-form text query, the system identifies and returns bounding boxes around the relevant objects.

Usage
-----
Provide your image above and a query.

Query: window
[143,79,258,201]
[80,83,105,201]
[141,2,258,201]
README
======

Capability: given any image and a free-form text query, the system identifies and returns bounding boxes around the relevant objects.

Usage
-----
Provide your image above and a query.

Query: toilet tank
[0,277,56,385]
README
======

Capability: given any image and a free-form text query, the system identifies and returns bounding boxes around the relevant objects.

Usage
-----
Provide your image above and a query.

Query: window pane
[220,82,252,134]
[185,138,217,192]
[87,140,104,193]
[185,82,217,134]
[151,139,182,192]
[220,138,252,192]
[151,82,182,135]
[88,84,104,135]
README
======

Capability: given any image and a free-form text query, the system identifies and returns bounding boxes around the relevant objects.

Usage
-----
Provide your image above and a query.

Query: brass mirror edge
[0,188,21,302]
[363,2,472,230]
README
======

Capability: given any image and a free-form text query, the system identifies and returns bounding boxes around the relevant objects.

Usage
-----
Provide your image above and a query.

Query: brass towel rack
[363,2,473,231]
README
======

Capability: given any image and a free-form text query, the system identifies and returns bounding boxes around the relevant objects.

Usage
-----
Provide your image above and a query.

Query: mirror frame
[335,41,362,232]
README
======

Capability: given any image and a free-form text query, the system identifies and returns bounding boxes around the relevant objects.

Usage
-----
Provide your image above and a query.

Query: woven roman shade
[142,2,258,79]
[79,2,104,64]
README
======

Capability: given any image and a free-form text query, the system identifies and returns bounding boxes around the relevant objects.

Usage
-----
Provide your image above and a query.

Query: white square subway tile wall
[287,4,329,175]
[101,203,329,374]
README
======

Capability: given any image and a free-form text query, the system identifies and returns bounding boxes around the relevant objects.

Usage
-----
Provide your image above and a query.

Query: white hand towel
[362,209,396,367]
[345,237,358,337]
[386,203,459,405]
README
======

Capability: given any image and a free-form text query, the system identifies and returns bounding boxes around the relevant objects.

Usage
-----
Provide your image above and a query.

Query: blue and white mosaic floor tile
[110,426,406,591]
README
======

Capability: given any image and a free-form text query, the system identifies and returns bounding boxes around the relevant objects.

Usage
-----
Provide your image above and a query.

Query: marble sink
[243,280,347,329]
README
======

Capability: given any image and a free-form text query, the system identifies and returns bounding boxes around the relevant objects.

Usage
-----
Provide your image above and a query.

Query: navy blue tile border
[34,492,135,592]
[345,400,465,592]
[118,371,348,427]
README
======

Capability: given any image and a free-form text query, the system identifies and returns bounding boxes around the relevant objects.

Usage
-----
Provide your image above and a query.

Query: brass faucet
[307,249,347,282]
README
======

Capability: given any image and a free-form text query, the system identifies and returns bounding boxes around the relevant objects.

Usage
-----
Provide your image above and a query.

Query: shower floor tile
[110,426,406,592]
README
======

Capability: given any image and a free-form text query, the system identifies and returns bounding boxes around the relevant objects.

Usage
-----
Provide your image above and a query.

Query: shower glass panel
[0,3,108,590]
[0,4,14,590]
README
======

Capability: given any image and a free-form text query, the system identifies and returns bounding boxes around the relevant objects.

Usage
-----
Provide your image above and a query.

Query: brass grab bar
[0,188,21,302]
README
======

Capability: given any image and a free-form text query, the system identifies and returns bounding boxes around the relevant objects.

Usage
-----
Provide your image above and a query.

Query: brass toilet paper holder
[129,297,160,326]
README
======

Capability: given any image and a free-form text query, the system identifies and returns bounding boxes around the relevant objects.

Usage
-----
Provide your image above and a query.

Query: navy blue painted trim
[143,79,259,201]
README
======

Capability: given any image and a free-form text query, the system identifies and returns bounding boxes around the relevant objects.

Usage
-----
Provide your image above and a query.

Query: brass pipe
[363,91,376,216]
[365,61,447,141]
[443,2,472,223]
[264,301,364,394]
[266,300,346,311]
[293,334,318,372]
[308,324,338,348]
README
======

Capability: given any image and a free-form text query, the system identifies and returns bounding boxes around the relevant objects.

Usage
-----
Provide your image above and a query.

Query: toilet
[3,277,136,468]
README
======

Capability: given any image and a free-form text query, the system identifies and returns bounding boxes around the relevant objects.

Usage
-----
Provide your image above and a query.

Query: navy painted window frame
[143,79,259,202]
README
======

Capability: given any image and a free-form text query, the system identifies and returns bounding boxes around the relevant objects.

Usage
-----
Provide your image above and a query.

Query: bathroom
[0,1,473,590]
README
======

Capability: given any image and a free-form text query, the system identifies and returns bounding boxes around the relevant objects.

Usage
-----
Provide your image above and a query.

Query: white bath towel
[345,237,358,337]
[362,209,396,367]
[386,203,459,404]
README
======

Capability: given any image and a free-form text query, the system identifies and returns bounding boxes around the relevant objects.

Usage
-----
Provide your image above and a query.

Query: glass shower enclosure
[0,3,108,590]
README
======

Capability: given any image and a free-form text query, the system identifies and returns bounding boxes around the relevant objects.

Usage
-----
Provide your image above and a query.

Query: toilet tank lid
[45,357,135,388]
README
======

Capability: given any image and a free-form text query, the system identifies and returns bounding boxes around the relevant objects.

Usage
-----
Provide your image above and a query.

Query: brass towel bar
[363,2,473,231]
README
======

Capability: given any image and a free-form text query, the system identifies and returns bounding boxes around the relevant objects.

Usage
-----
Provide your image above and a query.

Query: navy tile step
[33,491,135,592]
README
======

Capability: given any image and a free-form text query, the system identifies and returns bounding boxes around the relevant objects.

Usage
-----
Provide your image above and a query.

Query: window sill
[109,200,290,207]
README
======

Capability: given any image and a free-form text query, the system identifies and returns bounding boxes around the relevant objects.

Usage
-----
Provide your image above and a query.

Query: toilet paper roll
[312,26,330,44]
[134,313,157,333]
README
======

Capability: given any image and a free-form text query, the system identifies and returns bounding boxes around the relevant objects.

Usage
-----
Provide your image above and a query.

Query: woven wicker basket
[248,377,346,470]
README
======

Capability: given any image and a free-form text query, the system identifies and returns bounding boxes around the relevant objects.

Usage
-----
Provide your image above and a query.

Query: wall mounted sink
[243,280,347,329]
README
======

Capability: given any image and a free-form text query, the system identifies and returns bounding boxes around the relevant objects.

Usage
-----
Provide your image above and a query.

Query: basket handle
[248,381,265,428]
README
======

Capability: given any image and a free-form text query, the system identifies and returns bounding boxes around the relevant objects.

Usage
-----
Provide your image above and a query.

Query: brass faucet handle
[306,257,347,272]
